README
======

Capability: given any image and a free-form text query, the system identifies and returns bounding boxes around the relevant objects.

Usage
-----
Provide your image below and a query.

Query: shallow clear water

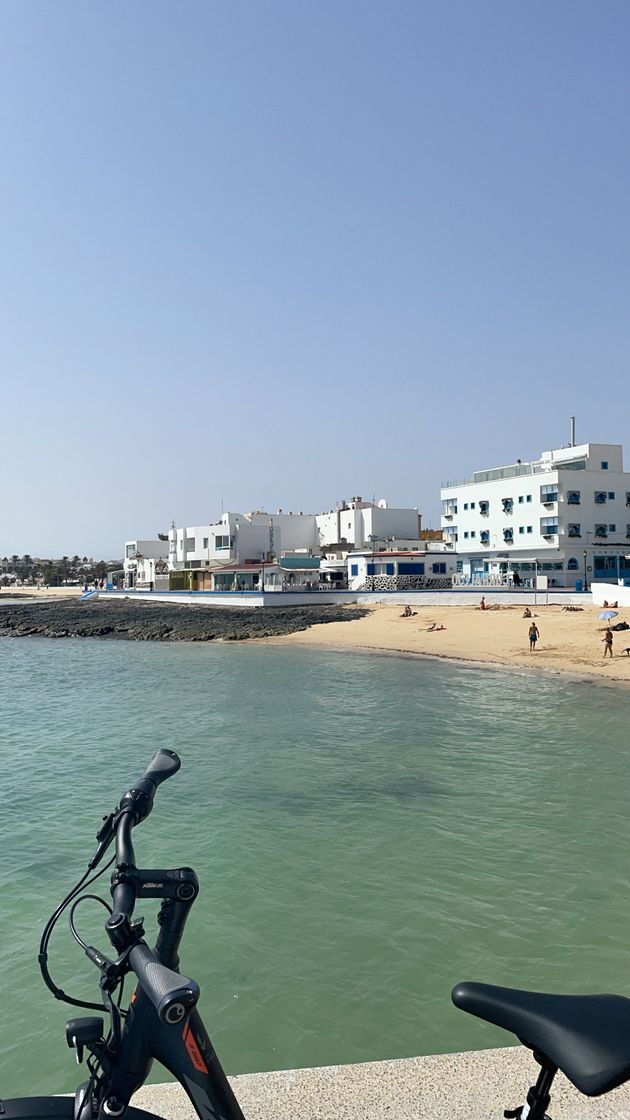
[1,636,629,1095]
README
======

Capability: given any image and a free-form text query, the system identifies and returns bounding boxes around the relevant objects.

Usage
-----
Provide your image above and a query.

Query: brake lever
[88,810,117,870]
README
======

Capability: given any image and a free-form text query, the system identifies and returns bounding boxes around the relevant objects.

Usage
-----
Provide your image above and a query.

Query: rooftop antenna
[570,416,576,447]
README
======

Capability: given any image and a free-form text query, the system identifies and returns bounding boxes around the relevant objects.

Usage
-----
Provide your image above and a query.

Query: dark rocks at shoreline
[0,599,369,642]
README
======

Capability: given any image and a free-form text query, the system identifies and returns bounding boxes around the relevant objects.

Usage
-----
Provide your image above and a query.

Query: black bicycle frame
[95,876,246,1120]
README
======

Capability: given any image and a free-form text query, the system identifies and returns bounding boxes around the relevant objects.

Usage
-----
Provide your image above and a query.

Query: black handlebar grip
[141,749,181,787]
[129,941,199,1025]
[119,751,181,823]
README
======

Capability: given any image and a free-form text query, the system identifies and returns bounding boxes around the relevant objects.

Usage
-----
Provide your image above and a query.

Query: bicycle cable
[39,855,116,1011]
[69,894,113,951]
[68,891,128,1019]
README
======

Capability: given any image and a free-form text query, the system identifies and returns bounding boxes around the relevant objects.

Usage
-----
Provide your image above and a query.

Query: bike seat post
[505,1054,557,1120]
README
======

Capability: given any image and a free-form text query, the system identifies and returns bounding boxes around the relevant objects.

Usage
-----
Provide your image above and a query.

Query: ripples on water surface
[1,637,629,1094]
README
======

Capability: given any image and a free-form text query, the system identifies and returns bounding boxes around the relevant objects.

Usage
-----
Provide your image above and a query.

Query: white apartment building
[123,539,170,589]
[168,511,316,572]
[316,497,421,553]
[167,498,424,590]
[441,441,630,589]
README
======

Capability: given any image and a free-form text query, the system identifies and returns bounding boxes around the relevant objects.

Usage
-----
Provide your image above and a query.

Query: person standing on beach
[528,622,540,651]
[603,628,614,658]
[480,596,486,610]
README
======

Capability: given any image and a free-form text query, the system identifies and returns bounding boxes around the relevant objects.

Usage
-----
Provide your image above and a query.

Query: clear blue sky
[2,1,629,556]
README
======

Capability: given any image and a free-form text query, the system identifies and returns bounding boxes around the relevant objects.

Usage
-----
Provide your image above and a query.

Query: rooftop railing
[442,457,587,489]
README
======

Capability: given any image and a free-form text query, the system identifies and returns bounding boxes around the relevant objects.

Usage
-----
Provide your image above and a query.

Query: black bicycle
[2,750,247,1120]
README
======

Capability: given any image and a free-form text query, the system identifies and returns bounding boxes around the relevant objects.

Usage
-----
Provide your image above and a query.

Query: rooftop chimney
[570,416,576,447]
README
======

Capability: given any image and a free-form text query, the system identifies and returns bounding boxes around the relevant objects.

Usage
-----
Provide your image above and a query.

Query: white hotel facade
[441,441,630,589]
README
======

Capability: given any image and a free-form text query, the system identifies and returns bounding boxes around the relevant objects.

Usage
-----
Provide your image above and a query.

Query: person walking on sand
[528,622,540,651]
[480,596,486,611]
[603,628,614,658]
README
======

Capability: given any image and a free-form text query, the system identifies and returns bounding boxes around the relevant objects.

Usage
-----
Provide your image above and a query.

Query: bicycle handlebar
[107,750,200,1024]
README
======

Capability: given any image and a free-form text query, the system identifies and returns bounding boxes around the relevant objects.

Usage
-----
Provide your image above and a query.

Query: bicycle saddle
[452,981,630,1097]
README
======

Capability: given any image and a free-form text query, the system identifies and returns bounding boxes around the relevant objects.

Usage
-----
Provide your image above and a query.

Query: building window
[608,492,616,500]
[432,562,447,574]
[567,558,579,571]
[567,524,581,538]
[202,537,209,549]
[527,526,533,533]
[526,495,532,503]
[470,502,476,509]
[540,485,559,503]
[502,497,513,512]
[601,461,609,470]
[519,526,525,534]
[464,503,469,510]
[594,492,607,504]
[479,500,489,514]
[595,555,616,573]
[567,490,581,505]
[626,526,630,539]
[470,531,476,539]
[518,495,524,504]
[350,564,358,576]
[367,563,391,576]
[594,524,608,538]
[609,524,616,533]
[386,563,395,576]
[398,562,425,575]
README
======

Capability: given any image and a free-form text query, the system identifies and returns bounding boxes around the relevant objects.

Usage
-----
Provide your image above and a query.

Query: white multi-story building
[316,497,421,552]
[167,498,425,590]
[441,441,630,589]
[123,539,170,589]
[168,511,316,571]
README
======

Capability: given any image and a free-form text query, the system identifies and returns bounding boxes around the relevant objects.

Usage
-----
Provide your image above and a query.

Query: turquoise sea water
[1,636,630,1096]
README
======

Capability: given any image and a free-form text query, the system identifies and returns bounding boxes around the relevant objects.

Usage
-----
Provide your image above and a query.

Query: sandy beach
[269,601,630,684]
[0,586,82,600]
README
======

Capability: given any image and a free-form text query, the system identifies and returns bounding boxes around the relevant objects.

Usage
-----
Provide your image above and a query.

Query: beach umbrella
[598,610,619,620]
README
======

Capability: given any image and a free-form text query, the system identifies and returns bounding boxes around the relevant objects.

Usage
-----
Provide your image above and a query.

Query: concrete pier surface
[133,1048,630,1119]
